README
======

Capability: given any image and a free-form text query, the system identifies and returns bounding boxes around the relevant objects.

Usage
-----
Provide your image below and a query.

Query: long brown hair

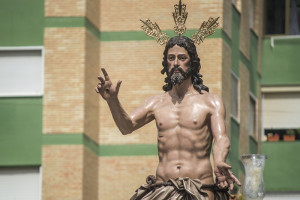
[161,36,209,94]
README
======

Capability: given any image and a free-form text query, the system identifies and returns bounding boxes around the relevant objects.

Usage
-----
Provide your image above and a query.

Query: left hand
[214,162,241,190]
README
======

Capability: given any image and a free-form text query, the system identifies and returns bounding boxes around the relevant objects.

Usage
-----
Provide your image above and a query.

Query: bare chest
[154,99,210,131]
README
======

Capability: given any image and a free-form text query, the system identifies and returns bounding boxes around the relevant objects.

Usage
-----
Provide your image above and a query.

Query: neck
[170,77,195,99]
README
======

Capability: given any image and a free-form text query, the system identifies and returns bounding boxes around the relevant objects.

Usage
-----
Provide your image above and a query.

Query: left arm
[209,94,241,189]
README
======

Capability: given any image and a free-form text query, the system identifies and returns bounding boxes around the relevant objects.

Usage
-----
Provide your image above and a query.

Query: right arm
[95,68,155,135]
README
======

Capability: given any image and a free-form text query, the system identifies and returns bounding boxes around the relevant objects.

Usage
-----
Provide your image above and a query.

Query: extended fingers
[98,76,105,85]
[96,83,103,93]
[218,162,232,169]
[216,172,227,188]
[97,69,106,93]
[227,171,240,185]
[217,180,228,189]
[216,167,241,190]
[232,175,241,186]
[227,178,234,190]
[116,80,122,93]
[101,68,110,81]
[222,180,228,188]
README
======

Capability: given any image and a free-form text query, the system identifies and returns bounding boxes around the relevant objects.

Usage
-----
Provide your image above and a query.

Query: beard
[169,66,192,86]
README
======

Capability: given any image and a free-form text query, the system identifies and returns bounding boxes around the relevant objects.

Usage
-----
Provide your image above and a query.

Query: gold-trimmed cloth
[130,177,230,200]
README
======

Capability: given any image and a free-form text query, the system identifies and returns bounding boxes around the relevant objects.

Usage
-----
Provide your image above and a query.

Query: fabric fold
[130,176,230,200]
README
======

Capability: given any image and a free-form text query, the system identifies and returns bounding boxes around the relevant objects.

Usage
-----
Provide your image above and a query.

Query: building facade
[261,0,300,194]
[1,0,286,199]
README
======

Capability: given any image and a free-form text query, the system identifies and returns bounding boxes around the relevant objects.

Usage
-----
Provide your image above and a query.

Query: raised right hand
[95,68,122,101]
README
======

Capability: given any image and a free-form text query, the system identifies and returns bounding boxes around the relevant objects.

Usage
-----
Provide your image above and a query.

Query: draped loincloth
[130,175,230,200]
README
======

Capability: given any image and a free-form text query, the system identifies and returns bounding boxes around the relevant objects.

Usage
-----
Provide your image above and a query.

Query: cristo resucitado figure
[95,1,241,199]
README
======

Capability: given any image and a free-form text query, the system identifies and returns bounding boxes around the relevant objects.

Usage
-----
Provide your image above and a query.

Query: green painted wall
[227,6,261,189]
[0,0,44,165]
[0,0,44,46]
[227,7,260,187]
[228,118,241,193]
[249,31,258,96]
[249,136,258,154]
[228,119,240,177]
[262,142,300,191]
[231,6,241,76]
[227,6,259,97]
[261,37,300,86]
[0,97,42,166]
[227,4,261,185]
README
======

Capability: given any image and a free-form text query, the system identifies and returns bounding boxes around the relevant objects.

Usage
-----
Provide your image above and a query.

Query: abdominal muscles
[155,128,214,183]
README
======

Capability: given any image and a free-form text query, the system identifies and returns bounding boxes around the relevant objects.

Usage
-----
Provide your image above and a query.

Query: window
[263,92,300,128]
[265,128,300,141]
[0,47,43,97]
[265,0,300,35]
[231,72,239,119]
[0,167,41,200]
[290,0,300,34]
[249,94,256,137]
[263,92,300,141]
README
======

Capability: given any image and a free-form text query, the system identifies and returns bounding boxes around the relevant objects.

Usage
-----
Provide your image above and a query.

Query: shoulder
[195,92,225,114]
[206,93,224,107]
[144,94,164,103]
[193,91,223,104]
[142,94,164,110]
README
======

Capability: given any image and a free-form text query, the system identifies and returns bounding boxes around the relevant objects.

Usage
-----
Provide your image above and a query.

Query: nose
[174,57,178,65]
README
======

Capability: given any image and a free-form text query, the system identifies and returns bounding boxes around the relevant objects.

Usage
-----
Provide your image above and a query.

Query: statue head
[161,36,209,93]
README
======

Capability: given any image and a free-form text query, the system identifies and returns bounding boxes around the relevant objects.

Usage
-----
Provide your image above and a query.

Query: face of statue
[167,45,191,85]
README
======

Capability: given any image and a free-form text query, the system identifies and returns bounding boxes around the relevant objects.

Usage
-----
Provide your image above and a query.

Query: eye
[168,55,175,61]
[179,56,187,61]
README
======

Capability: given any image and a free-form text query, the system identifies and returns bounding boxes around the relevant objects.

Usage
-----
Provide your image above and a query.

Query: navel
[193,121,197,125]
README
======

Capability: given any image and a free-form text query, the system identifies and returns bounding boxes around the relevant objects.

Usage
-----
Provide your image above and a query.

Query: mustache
[169,66,185,76]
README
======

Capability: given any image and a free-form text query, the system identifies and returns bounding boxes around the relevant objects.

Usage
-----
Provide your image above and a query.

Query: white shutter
[0,48,43,96]
[0,167,41,200]
[263,92,300,128]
